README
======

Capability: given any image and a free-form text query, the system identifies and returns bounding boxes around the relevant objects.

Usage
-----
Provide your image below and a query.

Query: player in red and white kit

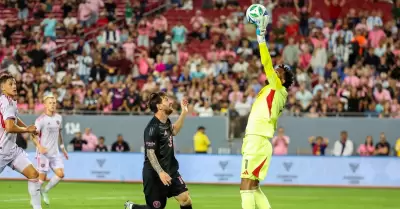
[0,74,46,209]
[35,94,68,205]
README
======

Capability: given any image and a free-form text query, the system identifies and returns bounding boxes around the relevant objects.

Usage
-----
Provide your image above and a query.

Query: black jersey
[143,116,179,177]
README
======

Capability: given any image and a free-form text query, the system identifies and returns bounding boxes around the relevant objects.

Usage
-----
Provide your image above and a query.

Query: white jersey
[35,114,62,156]
[0,95,19,160]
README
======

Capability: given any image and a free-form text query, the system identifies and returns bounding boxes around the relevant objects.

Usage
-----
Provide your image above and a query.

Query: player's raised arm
[172,99,188,136]
[256,16,282,88]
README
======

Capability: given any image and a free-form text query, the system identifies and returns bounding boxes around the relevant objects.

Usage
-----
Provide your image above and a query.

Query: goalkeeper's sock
[255,187,271,209]
[180,205,192,209]
[240,190,256,209]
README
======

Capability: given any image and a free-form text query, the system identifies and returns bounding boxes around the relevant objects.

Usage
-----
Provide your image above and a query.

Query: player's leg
[44,156,65,193]
[240,135,272,209]
[12,152,42,209]
[125,173,167,209]
[37,154,51,204]
[171,176,192,209]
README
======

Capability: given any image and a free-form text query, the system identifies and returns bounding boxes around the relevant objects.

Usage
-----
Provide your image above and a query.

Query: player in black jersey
[124,92,192,209]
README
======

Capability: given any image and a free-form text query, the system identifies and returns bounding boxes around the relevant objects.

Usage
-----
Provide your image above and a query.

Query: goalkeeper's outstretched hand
[256,15,269,37]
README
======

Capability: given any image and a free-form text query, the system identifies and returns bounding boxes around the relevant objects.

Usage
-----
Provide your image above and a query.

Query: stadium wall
[20,115,400,155]
[1,153,399,188]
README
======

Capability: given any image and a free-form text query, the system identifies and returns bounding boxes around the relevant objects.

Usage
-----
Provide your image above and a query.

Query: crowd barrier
[1,153,399,188]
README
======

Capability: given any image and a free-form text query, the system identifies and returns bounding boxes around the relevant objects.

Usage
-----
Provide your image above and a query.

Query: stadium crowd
[0,0,399,120]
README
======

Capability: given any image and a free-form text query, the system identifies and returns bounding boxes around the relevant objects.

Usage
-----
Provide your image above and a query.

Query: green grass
[1,181,399,209]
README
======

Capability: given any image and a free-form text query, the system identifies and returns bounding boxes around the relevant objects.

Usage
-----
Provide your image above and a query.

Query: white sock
[255,187,271,209]
[240,190,256,209]
[44,175,62,192]
[28,179,42,209]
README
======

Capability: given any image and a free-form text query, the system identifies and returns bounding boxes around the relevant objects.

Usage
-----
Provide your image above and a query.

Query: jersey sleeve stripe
[266,90,276,117]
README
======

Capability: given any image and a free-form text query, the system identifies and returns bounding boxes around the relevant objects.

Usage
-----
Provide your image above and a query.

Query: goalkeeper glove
[256,15,269,43]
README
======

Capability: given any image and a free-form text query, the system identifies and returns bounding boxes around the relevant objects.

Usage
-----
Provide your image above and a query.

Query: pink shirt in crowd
[82,133,98,151]
[368,29,386,48]
[299,53,312,69]
[190,16,205,30]
[219,50,236,59]
[17,103,29,112]
[344,75,361,87]
[272,136,290,155]
[123,42,135,59]
[34,103,45,114]
[228,91,243,103]
[153,17,168,31]
[138,21,152,36]
[42,41,57,53]
[310,37,328,49]
[358,144,375,156]
[87,0,104,13]
[78,3,92,21]
[138,57,149,75]
[178,50,189,64]
[206,51,218,61]
[374,89,391,102]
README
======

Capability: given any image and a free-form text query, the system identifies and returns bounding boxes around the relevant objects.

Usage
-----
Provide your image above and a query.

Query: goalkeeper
[240,15,294,209]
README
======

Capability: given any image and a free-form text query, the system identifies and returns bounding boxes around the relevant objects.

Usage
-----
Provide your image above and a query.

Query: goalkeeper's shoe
[124,201,134,209]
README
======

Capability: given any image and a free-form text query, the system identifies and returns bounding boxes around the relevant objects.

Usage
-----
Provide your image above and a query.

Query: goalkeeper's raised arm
[255,16,294,90]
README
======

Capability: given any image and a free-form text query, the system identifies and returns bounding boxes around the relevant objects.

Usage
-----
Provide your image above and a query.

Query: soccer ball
[246,4,268,25]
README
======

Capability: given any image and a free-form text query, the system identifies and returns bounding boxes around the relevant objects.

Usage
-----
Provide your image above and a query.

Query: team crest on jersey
[41,164,45,168]
[153,201,161,208]
[56,120,60,125]
[164,130,168,136]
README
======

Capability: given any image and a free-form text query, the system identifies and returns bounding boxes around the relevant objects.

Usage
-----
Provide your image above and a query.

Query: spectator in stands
[41,13,58,39]
[171,20,187,50]
[87,0,104,25]
[82,128,98,152]
[28,43,47,72]
[357,136,375,156]
[70,131,88,151]
[296,1,312,36]
[64,12,78,32]
[95,136,108,152]
[193,126,211,154]
[333,131,354,156]
[104,0,116,21]
[375,132,391,156]
[153,13,168,45]
[17,0,29,21]
[189,10,205,40]
[272,127,290,155]
[111,134,131,152]
[137,17,151,48]
[395,137,400,157]
[181,0,193,10]
[309,136,329,156]
[324,0,345,25]
[282,37,300,67]
[195,100,214,117]
[296,83,313,111]
[42,37,58,54]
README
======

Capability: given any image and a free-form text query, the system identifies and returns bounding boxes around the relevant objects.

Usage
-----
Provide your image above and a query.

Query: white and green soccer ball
[246,4,268,25]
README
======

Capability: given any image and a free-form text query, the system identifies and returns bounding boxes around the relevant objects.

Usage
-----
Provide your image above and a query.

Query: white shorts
[0,148,32,174]
[36,154,64,173]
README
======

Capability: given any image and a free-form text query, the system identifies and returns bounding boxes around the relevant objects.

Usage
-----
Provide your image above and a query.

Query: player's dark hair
[148,92,167,113]
[278,64,294,89]
[0,73,14,86]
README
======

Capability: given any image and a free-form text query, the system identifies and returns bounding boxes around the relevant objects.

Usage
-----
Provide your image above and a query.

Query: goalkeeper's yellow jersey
[245,42,288,138]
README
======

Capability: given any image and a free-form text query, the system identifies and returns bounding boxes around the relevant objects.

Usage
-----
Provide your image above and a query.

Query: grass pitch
[0,181,399,209]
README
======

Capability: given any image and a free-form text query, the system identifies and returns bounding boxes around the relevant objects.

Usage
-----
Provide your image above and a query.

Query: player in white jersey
[35,94,68,205]
[0,74,47,209]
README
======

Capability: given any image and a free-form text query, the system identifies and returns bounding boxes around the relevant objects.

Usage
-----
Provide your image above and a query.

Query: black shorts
[143,170,188,209]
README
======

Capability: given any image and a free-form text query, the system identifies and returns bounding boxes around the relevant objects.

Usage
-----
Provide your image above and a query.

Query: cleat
[41,189,50,205]
[124,201,134,209]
